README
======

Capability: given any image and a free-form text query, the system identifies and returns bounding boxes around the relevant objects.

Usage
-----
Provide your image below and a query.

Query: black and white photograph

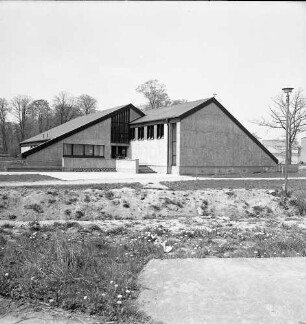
[0,1,306,323]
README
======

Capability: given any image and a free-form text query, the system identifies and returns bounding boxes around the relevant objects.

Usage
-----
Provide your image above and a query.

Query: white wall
[130,124,168,167]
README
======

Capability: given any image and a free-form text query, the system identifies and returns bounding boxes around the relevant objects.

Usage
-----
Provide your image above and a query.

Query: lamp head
[282,87,294,94]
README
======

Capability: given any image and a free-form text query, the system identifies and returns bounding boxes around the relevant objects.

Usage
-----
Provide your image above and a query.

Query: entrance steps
[138,165,157,174]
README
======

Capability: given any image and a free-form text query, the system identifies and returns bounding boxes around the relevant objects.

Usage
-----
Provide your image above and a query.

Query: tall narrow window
[147,125,154,140]
[138,127,144,140]
[157,124,164,139]
[130,128,135,140]
[171,123,177,166]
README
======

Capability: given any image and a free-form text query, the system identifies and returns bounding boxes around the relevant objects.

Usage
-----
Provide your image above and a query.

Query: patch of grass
[0,229,159,322]
[1,223,14,229]
[289,193,306,215]
[24,203,44,213]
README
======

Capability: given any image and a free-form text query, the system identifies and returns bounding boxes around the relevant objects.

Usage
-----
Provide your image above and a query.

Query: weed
[253,205,265,213]
[105,190,114,200]
[69,197,78,203]
[8,214,17,220]
[75,210,85,219]
[64,209,72,216]
[290,194,306,215]
[1,223,14,229]
[48,198,56,204]
[88,224,102,232]
[47,190,58,196]
[122,201,130,208]
[24,203,44,213]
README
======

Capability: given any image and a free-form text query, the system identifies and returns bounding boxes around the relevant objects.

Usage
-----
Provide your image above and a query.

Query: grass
[1,219,306,322]
[0,174,61,183]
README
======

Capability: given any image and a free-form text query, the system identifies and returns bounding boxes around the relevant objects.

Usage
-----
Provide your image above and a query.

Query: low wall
[179,165,279,176]
[277,164,299,173]
[62,157,116,172]
[116,159,139,173]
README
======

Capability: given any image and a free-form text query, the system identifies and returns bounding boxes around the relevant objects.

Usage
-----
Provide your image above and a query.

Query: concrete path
[138,258,306,324]
[0,171,305,187]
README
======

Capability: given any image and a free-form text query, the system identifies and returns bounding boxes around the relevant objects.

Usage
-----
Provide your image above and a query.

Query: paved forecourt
[138,258,306,324]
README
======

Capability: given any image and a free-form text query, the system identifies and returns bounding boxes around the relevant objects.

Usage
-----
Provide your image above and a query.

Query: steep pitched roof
[21,104,143,158]
[131,98,211,124]
[132,97,278,164]
[21,105,128,145]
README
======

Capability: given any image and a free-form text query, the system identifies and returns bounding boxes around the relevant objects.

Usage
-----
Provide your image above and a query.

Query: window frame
[147,125,154,140]
[138,126,144,140]
[63,144,105,158]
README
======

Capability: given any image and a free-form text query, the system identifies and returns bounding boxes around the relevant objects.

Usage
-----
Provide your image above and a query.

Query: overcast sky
[0,1,305,140]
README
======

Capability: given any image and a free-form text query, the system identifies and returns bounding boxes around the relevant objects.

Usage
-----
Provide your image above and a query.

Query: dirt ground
[0,185,305,232]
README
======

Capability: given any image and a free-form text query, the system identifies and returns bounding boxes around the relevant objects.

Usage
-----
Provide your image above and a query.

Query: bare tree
[29,99,52,133]
[11,95,32,141]
[77,94,97,115]
[53,91,81,125]
[136,79,171,109]
[171,99,188,105]
[0,98,11,152]
[253,89,306,163]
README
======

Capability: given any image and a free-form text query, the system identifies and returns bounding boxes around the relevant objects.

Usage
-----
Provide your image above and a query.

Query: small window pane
[73,144,84,156]
[84,145,94,156]
[94,145,104,157]
[63,143,72,156]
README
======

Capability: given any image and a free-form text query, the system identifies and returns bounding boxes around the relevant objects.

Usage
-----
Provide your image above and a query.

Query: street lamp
[282,87,294,195]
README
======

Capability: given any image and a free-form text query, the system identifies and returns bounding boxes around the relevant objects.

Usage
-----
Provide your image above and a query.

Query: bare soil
[0,185,305,233]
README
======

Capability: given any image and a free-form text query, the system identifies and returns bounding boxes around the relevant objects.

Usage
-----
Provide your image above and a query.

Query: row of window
[130,124,164,141]
[63,144,105,157]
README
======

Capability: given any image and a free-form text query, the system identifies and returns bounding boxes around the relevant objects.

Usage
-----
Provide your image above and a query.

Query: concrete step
[139,165,157,174]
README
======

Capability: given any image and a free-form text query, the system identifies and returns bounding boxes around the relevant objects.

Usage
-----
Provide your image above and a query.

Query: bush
[24,204,44,213]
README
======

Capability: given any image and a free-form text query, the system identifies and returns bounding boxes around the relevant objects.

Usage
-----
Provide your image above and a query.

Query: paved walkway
[0,171,305,187]
[138,258,306,324]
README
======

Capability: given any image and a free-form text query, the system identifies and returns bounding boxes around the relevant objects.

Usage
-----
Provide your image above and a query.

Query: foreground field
[1,181,306,323]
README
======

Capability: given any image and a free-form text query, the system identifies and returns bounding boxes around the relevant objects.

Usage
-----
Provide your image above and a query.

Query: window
[84,145,94,156]
[157,124,164,139]
[147,125,154,140]
[111,109,130,143]
[138,127,144,140]
[94,145,104,157]
[63,143,73,156]
[73,144,84,156]
[63,144,105,157]
[129,128,136,140]
[171,123,177,166]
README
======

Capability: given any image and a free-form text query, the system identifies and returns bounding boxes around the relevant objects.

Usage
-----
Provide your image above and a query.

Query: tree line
[0,92,97,156]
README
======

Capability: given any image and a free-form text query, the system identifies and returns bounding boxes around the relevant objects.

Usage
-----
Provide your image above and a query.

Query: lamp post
[282,87,294,195]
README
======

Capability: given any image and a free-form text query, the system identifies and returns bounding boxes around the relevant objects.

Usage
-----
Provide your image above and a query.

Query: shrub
[8,214,17,220]
[75,210,84,219]
[122,201,130,208]
[84,196,90,203]
[24,204,44,213]
[64,209,71,216]
[104,191,114,200]
[48,198,56,204]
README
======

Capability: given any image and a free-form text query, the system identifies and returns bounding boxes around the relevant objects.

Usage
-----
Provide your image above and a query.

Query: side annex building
[20,97,278,175]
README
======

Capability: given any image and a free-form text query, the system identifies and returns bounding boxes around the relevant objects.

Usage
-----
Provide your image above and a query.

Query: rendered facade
[20,98,278,175]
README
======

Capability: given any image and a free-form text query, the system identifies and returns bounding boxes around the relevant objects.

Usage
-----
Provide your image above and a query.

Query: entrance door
[111,146,127,159]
